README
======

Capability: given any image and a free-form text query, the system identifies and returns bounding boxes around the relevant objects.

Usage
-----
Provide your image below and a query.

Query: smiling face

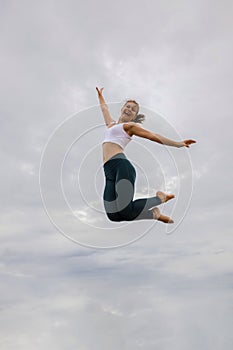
[119,101,139,123]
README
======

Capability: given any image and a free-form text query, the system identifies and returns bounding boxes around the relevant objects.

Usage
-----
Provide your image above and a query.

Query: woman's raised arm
[130,123,196,148]
[96,87,115,126]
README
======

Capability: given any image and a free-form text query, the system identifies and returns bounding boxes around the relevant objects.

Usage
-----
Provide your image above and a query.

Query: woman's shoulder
[124,122,143,129]
[106,121,117,128]
[123,122,140,137]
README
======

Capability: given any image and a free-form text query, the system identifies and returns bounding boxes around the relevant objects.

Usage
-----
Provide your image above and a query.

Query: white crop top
[102,122,133,149]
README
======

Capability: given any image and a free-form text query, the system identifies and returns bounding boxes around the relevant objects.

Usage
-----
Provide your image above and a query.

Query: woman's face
[120,101,139,122]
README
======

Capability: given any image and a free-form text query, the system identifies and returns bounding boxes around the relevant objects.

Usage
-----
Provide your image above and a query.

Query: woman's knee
[106,211,136,222]
[117,209,135,221]
[106,212,123,222]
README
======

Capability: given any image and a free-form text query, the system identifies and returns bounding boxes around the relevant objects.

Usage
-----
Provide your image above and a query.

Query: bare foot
[152,207,174,224]
[156,191,175,203]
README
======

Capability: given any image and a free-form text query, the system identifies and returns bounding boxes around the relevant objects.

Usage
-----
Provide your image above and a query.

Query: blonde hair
[123,99,145,124]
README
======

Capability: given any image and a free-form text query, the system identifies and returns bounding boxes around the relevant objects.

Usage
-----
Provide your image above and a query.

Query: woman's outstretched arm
[96,87,115,126]
[129,123,196,148]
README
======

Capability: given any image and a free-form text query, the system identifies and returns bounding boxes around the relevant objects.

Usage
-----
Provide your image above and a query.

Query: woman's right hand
[96,86,104,97]
[178,139,197,148]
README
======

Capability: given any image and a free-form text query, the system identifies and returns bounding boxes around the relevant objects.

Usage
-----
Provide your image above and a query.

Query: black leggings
[103,153,162,222]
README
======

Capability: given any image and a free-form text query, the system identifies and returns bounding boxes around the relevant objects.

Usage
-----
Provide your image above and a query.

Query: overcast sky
[1,0,233,349]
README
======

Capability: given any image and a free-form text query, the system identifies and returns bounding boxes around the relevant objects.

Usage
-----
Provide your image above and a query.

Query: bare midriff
[102,142,124,164]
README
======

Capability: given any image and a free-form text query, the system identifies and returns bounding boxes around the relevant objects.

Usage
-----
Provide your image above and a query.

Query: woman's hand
[96,86,104,97]
[178,139,197,148]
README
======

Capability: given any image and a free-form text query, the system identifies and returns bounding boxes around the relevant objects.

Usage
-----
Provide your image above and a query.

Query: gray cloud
[1,0,233,348]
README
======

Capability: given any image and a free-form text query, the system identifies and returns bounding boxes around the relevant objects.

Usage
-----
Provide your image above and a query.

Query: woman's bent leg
[115,159,162,221]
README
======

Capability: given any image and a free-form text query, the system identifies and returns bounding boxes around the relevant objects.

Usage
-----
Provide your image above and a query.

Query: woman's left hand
[179,139,197,148]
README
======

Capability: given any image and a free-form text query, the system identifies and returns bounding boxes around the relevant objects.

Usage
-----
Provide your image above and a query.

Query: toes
[156,191,175,203]
[167,194,175,200]
[158,214,174,224]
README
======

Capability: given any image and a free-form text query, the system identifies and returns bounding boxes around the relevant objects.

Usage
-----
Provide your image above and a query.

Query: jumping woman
[96,87,196,224]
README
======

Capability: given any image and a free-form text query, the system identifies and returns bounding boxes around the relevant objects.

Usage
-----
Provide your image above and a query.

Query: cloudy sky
[1,0,233,349]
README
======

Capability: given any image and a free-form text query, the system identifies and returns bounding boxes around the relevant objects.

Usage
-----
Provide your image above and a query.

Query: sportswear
[102,122,133,149]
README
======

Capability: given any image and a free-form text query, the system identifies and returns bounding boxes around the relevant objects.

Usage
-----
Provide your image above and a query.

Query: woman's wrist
[176,141,183,148]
